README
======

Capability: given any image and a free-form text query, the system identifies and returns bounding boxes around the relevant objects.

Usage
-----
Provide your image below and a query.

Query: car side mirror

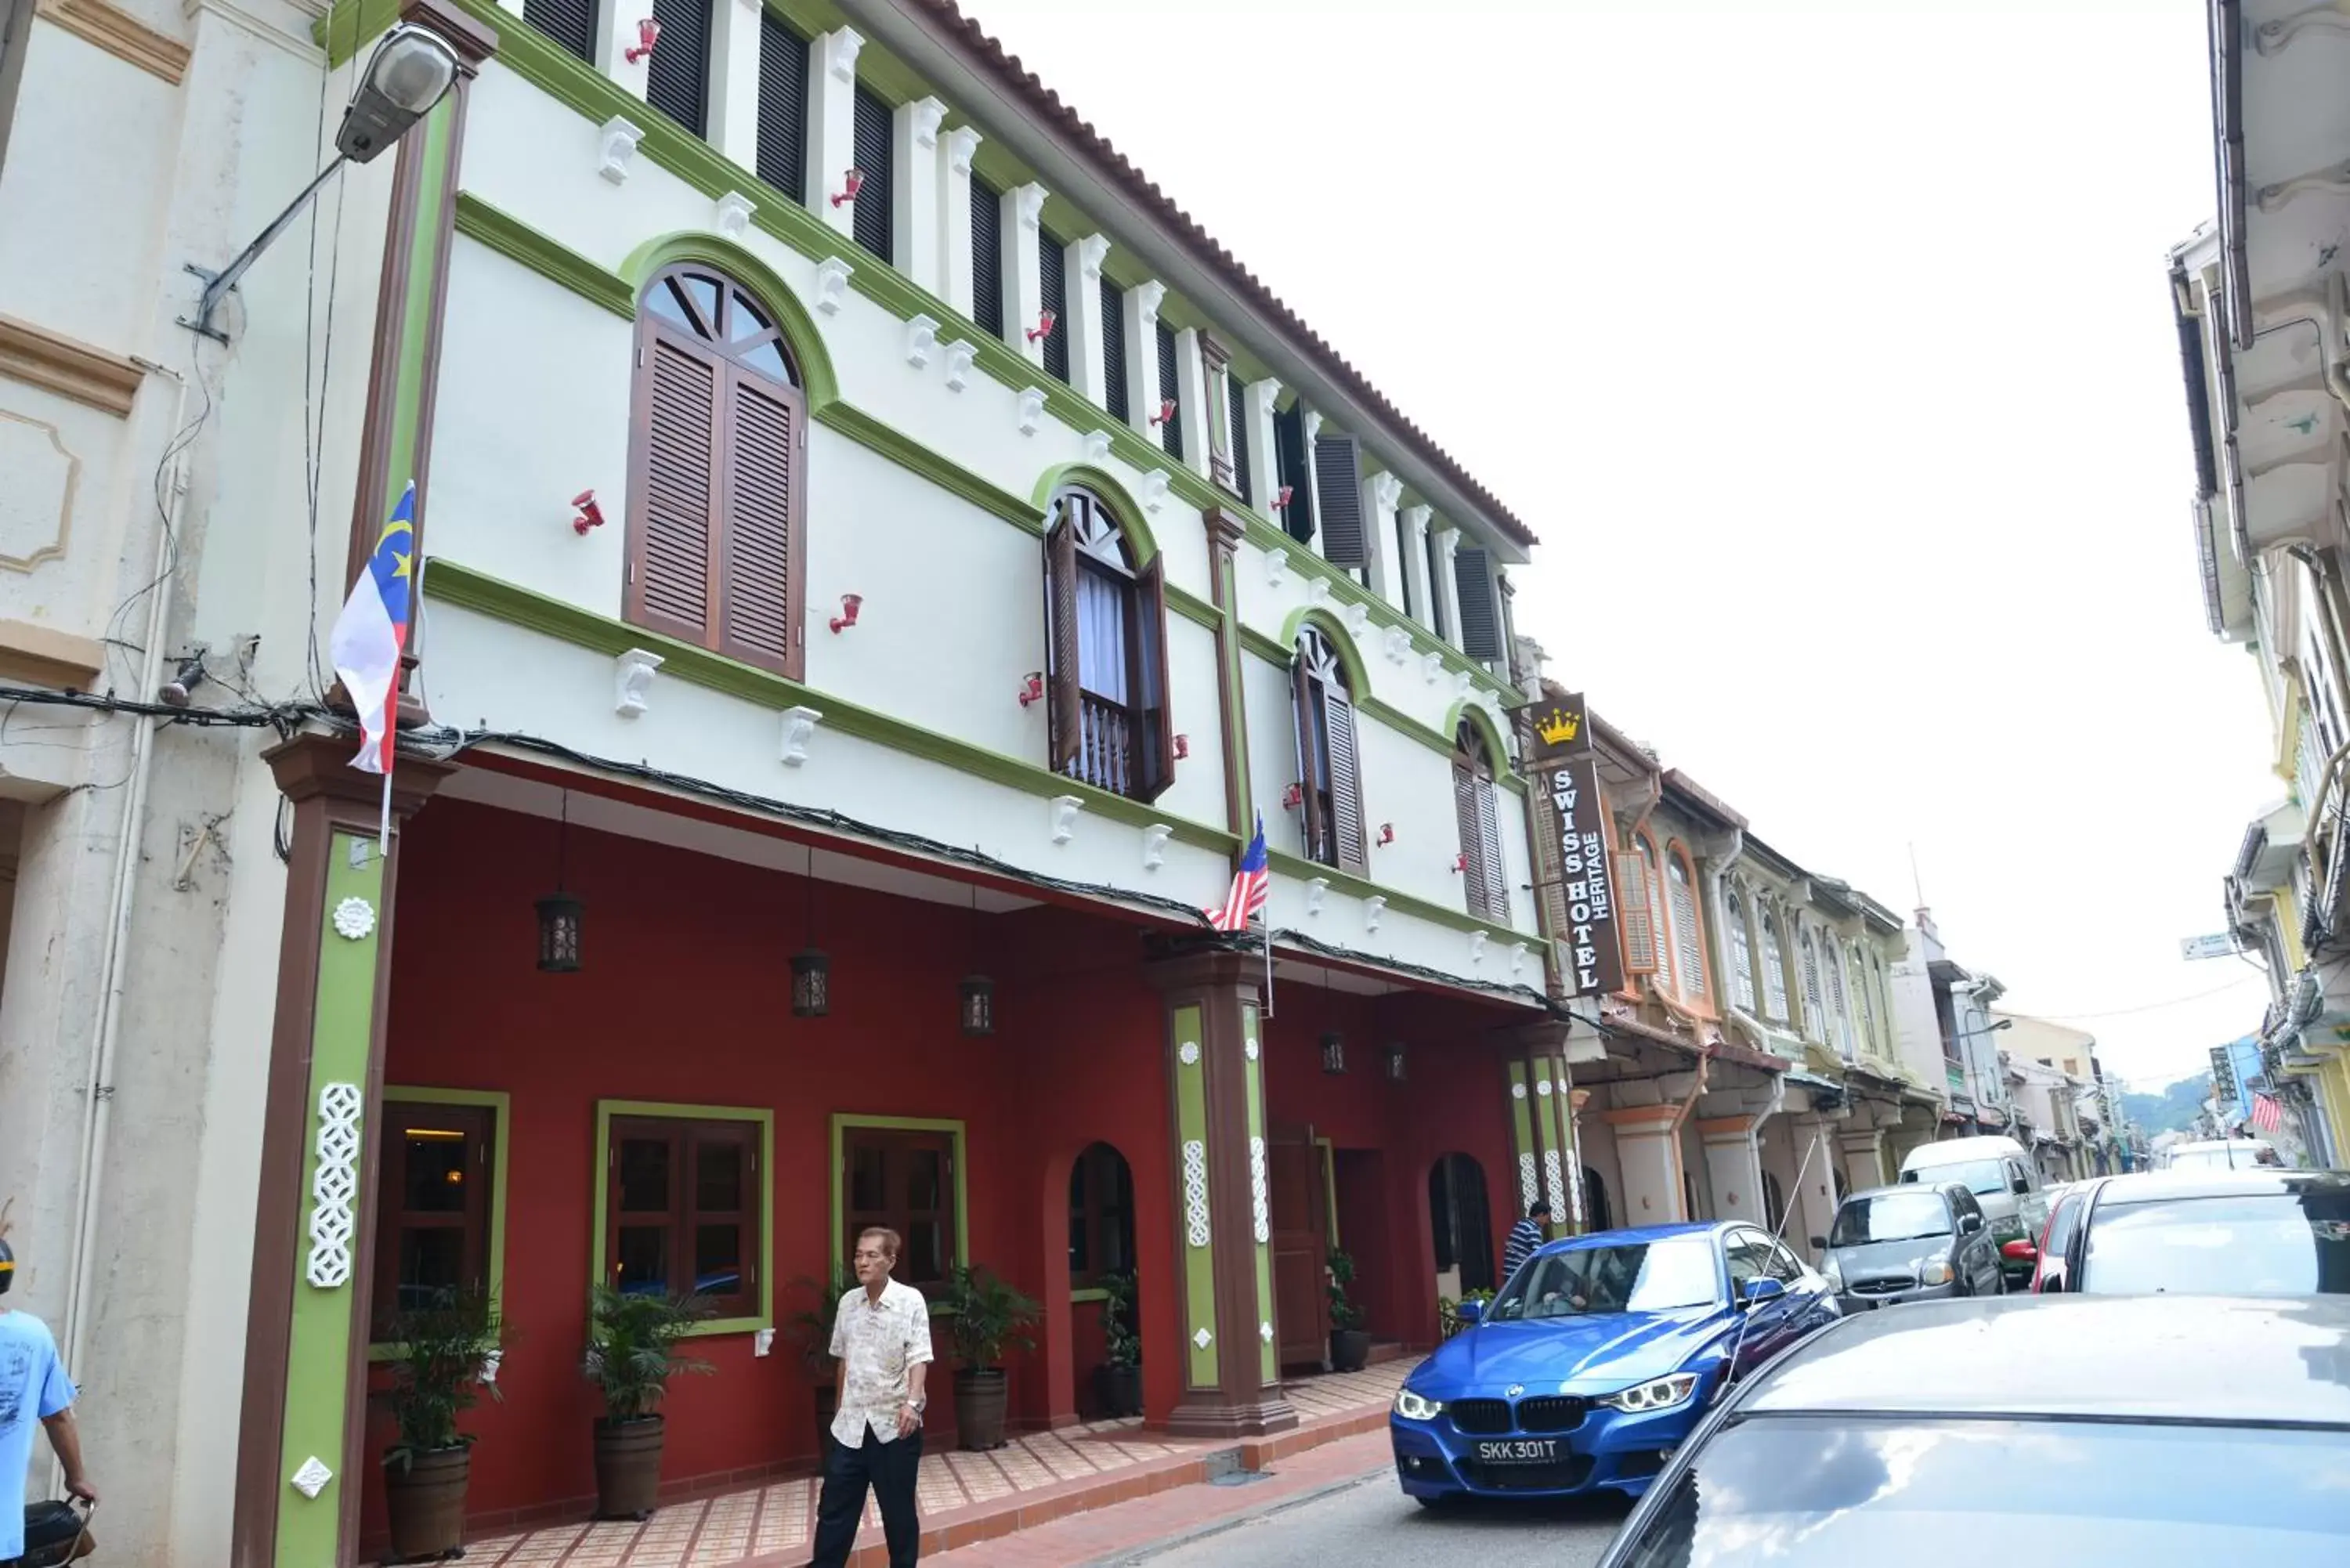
[1740,1277,1786,1307]
[1809,1235,1828,1251]
[2010,1176,2031,1195]
[2000,1239,2037,1262]
[1455,1299,1482,1325]
[1959,1212,1983,1234]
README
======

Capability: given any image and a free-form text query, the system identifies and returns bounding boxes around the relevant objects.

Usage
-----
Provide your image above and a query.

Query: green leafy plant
[942,1266,1040,1370]
[1437,1286,1493,1339]
[583,1284,715,1422]
[1327,1249,1368,1331]
[381,1288,505,1467]
[785,1263,860,1373]
[1098,1271,1141,1369]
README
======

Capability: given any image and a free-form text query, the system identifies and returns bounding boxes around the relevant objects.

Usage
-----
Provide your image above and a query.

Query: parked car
[1897,1135,2049,1284]
[2063,1169,2350,1296]
[1814,1182,2004,1310]
[1595,1295,2350,1566]
[1389,1223,1838,1503]
[2163,1137,2284,1170]
[2030,1180,2096,1292]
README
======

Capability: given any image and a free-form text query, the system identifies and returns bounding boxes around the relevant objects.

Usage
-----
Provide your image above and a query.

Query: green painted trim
[1529,1058,1567,1240]
[316,0,399,64]
[273,832,385,1568]
[590,1099,776,1339]
[1028,463,1160,567]
[1218,547,1254,833]
[1275,606,1372,701]
[1167,587,1220,632]
[812,402,1042,531]
[1444,700,1513,776]
[1069,1287,1110,1304]
[424,559,1241,854]
[1238,626,1288,668]
[370,1087,514,1359]
[619,230,842,409]
[1263,847,1538,942]
[1315,1136,1339,1248]
[829,1113,970,1283]
[1246,522,1517,706]
[454,193,634,319]
[1506,1060,1536,1227]
[1170,1006,1217,1389]
[1239,630,1526,796]
[1242,1004,1274,1386]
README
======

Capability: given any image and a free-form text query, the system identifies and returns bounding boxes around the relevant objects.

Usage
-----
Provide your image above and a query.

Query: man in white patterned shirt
[810,1227,933,1567]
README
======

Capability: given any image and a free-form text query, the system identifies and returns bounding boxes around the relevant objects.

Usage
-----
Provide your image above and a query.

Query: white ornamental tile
[305,1082,362,1288]
[1193,1327,1213,1349]
[1182,1140,1211,1248]
[331,897,374,941]
[1260,1321,1274,1343]
[1179,1041,1200,1066]
[1544,1148,1568,1222]
[1248,1136,1271,1245]
[1519,1152,1539,1211]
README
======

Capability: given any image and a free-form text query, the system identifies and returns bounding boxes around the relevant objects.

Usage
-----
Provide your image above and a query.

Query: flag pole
[1261,912,1274,1018]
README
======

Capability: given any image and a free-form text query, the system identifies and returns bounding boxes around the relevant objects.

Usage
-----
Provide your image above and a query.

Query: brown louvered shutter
[1135,554,1175,801]
[715,370,798,674]
[1455,544,1502,659]
[1475,775,1506,919]
[1616,851,1658,976]
[1044,513,1080,775]
[1452,763,1482,909]
[631,336,722,645]
[1325,687,1367,873]
[1291,652,1325,861]
[1314,431,1367,567]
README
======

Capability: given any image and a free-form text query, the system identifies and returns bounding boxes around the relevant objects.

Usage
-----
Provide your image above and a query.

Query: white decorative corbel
[1301,406,1324,444]
[1050,795,1084,844]
[1143,823,1173,870]
[905,315,938,368]
[908,95,946,149]
[1132,278,1166,330]
[1305,577,1330,606]
[613,648,663,718]
[597,115,645,183]
[780,706,822,766]
[1507,941,1529,975]
[822,26,863,82]
[814,257,853,315]
[1266,549,1289,587]
[1383,624,1411,663]
[1252,378,1285,418]
[1305,877,1329,917]
[714,190,756,239]
[1141,471,1168,512]
[1076,233,1111,282]
[1372,471,1404,511]
[1343,602,1368,638]
[1469,930,1490,965]
[1452,667,1474,698]
[945,340,975,392]
[1364,894,1386,934]
[1421,649,1444,684]
[1017,386,1046,436]
[947,125,982,175]
[1083,429,1112,465]
[1013,182,1047,232]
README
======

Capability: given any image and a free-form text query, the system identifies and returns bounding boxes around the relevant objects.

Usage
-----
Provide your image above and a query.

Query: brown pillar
[1150,947,1297,1439]
[1203,505,1252,837]
[230,735,451,1568]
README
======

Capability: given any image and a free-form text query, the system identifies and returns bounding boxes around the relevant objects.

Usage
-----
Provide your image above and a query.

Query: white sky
[956,0,2277,1091]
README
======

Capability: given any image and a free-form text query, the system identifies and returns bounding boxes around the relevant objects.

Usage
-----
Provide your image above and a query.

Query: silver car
[1814,1182,2005,1311]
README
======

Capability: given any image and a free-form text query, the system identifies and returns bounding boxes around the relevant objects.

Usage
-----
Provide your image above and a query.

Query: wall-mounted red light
[1452,853,1468,873]
[570,490,606,536]
[1274,484,1294,510]
[831,168,866,208]
[1017,672,1045,708]
[1172,734,1190,760]
[828,593,863,634]
[1376,822,1395,847]
[1282,782,1304,809]
[624,16,660,63]
[1026,309,1058,344]
[1149,397,1177,428]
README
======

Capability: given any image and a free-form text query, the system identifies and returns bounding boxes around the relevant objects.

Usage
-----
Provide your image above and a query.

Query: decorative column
[1200,331,1236,494]
[1432,525,1466,652]
[938,125,982,316]
[1500,1026,1578,1238]
[707,0,763,172]
[1605,1105,1686,1224]
[1122,280,1166,441]
[1007,182,1048,366]
[593,0,650,98]
[1245,380,1284,513]
[808,27,864,240]
[229,736,452,1568]
[891,96,946,293]
[1401,505,1435,634]
[1365,472,1405,607]
[1068,233,1113,407]
[1173,325,1211,479]
[1697,1115,1766,1226]
[1151,948,1297,1439]
[1203,506,1253,836]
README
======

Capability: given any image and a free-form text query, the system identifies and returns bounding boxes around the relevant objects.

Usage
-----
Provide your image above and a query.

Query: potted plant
[785,1264,859,1455]
[1090,1272,1142,1418]
[582,1284,713,1520]
[380,1288,504,1563]
[1327,1249,1372,1372]
[942,1265,1039,1450]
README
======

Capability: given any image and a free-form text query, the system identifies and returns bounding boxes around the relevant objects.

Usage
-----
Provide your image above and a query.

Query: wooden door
[1269,1122,1329,1370]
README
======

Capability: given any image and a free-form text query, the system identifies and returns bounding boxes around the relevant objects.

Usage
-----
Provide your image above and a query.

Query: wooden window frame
[1452,722,1507,921]
[1067,1142,1136,1292]
[1665,842,1712,1010]
[591,1100,774,1338]
[370,1089,511,1353]
[1292,626,1367,873]
[1725,888,1759,1013]
[1759,908,1791,1023]
[1043,487,1173,801]
[1638,835,1675,995]
[830,1114,967,1306]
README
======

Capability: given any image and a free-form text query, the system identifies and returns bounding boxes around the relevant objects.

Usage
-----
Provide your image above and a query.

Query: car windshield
[2080,1192,2350,1295]
[1617,1415,2350,1566]
[1488,1237,1719,1320]
[1831,1192,1953,1247]
[1903,1158,2008,1197]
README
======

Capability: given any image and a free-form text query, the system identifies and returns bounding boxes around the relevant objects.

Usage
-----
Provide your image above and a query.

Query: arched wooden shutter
[1043,512,1081,775]
[717,370,794,669]
[634,337,722,644]
[1325,685,1366,873]
[1134,554,1175,801]
[1617,851,1658,977]
[1668,855,1705,999]
[1452,761,1483,909]
[1291,649,1323,860]
[1474,775,1505,917]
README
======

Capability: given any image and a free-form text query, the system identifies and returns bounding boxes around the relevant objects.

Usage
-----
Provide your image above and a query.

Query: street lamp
[183,24,459,341]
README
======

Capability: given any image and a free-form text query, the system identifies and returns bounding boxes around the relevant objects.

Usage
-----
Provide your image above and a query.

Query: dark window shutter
[1423,526,1448,638]
[1617,851,1658,976]
[755,11,808,202]
[851,84,893,264]
[522,0,594,64]
[970,175,1003,337]
[1291,651,1325,861]
[1453,763,1484,913]
[1100,276,1127,422]
[1325,688,1367,873]
[1274,403,1315,544]
[716,369,797,671]
[1227,375,1253,506]
[1044,513,1081,774]
[1475,775,1506,919]
[1155,320,1183,461]
[1394,511,1415,618]
[633,335,721,644]
[644,0,710,136]
[1039,229,1069,383]
[1135,554,1175,801]
[1455,544,1501,659]
[1314,431,1367,567]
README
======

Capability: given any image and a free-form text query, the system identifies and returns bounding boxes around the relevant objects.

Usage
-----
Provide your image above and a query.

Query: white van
[2164,1138,2284,1171]
[1898,1135,2048,1286]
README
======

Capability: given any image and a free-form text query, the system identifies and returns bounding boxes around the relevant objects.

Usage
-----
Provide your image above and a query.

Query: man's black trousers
[809,1425,921,1566]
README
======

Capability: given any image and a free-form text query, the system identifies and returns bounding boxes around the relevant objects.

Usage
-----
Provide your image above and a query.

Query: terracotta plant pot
[1329,1328,1372,1374]
[1092,1362,1143,1418]
[593,1414,665,1520]
[953,1367,1010,1451]
[383,1443,470,1563]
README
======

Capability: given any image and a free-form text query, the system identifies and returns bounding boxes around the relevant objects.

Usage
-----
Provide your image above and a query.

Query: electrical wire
[2009,977,2272,1023]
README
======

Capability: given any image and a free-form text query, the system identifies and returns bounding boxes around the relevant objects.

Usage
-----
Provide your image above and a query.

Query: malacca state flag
[330,481,415,775]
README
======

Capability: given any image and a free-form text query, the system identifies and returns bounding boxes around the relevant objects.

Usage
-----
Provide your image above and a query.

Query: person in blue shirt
[0,1234,97,1566]
[1502,1199,1553,1282]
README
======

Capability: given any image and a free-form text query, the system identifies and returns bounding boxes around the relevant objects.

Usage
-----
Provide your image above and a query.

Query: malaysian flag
[2251,1092,2285,1136]
[1209,815,1270,932]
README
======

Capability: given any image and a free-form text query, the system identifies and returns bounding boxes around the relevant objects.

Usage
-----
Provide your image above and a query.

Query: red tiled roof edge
[902,0,1540,550]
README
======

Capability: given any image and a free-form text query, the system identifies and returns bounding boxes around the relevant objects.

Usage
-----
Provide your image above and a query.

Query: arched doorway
[1761,1170,1786,1235]
[1067,1142,1138,1416]
[1427,1154,1495,1306]
[1581,1165,1612,1234]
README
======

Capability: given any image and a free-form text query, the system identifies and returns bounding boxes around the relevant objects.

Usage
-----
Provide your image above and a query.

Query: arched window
[625,264,805,678]
[1725,889,1759,1012]
[1760,909,1791,1022]
[1799,927,1824,1042]
[1826,943,1855,1058]
[1043,488,1172,800]
[1640,837,1676,995]
[1666,850,1707,1003]
[1452,721,1506,920]
[1581,1166,1612,1233]
[1857,948,1882,1057]
[1761,1169,1785,1234]
[1293,627,1366,870]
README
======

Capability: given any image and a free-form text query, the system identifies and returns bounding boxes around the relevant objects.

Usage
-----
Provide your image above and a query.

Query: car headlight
[1920,1257,1953,1287]
[1820,1255,1842,1289]
[1600,1373,1701,1413]
[1394,1388,1445,1421]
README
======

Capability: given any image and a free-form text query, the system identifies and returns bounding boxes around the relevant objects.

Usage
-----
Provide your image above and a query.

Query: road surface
[1122,1468,1632,1566]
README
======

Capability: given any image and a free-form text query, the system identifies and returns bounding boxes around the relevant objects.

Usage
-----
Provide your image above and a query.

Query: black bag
[20,1499,92,1567]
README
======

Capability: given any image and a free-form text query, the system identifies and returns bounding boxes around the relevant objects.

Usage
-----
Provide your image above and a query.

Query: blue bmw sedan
[1390,1223,1838,1502]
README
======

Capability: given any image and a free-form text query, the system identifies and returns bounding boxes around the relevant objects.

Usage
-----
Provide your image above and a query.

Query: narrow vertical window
[644,0,711,136]
[1726,891,1758,1012]
[1455,543,1502,659]
[1155,320,1183,459]
[1643,840,1676,995]
[1099,276,1127,421]
[1395,510,1415,618]
[1425,526,1449,640]
[1826,945,1854,1057]
[1227,374,1253,506]
[522,0,595,63]
[755,9,809,202]
[1274,403,1316,545]
[1452,724,1506,920]
[851,82,893,264]
[1314,430,1368,569]
[971,173,1004,338]
[1292,628,1365,872]
[1039,226,1070,382]
[1800,928,1824,1040]
[371,1101,495,1339]
[1760,912,1790,1021]
[1042,489,1173,801]
[1667,851,1705,1002]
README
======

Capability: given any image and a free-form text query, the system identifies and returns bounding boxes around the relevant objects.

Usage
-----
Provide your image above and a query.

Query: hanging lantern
[1320,1031,1346,1075]
[536,892,583,973]
[960,972,996,1036]
[1385,1042,1408,1083]
[792,947,830,1017]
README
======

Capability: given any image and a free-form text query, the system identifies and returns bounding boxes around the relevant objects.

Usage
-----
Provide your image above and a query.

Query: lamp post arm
[185,154,348,341]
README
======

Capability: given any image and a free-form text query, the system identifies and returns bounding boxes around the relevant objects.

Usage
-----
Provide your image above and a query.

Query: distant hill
[2122,1077,2209,1136]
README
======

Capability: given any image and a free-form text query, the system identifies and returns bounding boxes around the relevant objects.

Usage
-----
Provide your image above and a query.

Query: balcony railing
[1069,692,1136,799]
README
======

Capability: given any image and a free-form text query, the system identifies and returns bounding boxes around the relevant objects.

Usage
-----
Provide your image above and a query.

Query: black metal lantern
[537,791,581,973]
[959,972,996,1036]
[1385,1042,1408,1083]
[792,948,830,1017]
[1320,1030,1346,1075]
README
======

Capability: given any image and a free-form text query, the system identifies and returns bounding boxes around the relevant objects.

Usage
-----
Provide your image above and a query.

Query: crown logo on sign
[1536,707,1581,746]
